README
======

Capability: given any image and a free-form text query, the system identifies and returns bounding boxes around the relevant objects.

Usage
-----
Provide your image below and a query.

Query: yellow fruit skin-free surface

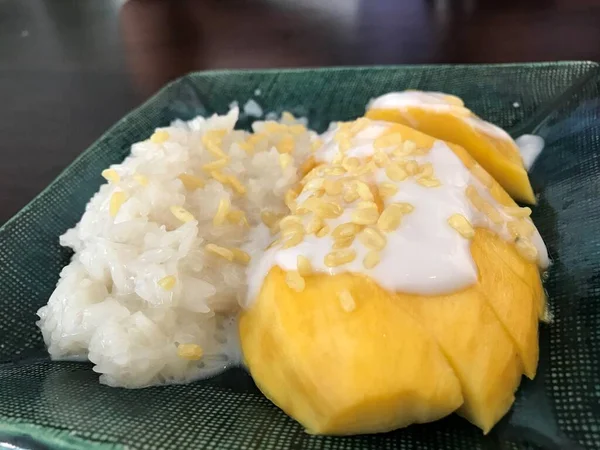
[240,230,541,435]
[240,122,544,435]
[366,108,536,204]
[471,230,539,380]
[239,268,464,435]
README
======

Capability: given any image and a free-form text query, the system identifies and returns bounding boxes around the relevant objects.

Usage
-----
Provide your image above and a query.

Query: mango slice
[240,268,464,435]
[240,118,544,435]
[475,225,546,319]
[394,275,522,433]
[471,230,539,379]
[366,107,536,204]
[241,226,540,434]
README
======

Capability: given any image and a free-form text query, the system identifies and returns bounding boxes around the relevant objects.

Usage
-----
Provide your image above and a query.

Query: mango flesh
[240,121,544,435]
[241,227,541,435]
[471,230,539,380]
[392,275,522,432]
[240,268,464,435]
[366,107,536,204]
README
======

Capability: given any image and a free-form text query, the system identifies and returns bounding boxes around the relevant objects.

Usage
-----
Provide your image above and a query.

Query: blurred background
[1,0,599,224]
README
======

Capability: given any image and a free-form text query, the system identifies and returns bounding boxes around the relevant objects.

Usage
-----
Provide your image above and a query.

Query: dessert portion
[37,90,549,436]
[241,118,548,435]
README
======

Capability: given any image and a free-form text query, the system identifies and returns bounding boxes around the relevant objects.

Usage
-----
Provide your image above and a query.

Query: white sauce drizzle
[368,91,515,142]
[318,121,391,161]
[367,91,460,110]
[246,120,549,304]
[516,135,545,171]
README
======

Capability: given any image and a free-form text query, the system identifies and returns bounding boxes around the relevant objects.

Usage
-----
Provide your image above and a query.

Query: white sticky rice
[37,107,318,388]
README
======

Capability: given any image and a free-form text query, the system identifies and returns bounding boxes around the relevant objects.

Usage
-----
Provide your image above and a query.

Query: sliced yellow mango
[366,107,536,204]
[395,292,521,433]
[472,229,539,379]
[240,268,464,435]
[393,233,525,433]
[475,226,546,319]
[402,130,542,372]
[241,229,542,434]
[240,119,544,435]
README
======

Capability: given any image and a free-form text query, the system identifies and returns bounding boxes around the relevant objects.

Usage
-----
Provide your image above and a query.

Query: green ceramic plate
[1,63,600,450]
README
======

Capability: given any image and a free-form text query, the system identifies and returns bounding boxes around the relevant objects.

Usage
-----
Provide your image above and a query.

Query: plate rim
[1,61,599,450]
